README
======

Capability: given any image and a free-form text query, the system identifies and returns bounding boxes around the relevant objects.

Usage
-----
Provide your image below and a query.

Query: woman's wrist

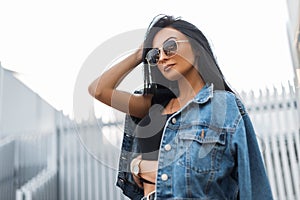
[134,44,143,64]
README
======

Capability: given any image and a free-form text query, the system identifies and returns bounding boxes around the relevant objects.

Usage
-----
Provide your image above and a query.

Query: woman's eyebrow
[163,36,177,44]
[153,36,177,48]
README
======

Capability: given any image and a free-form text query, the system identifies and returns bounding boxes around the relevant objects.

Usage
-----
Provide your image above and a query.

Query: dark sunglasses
[145,39,189,66]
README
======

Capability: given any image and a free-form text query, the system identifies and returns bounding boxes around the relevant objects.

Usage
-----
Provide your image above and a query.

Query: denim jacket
[116,83,273,200]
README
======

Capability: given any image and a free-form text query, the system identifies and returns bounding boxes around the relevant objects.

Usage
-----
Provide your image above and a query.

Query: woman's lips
[163,64,175,72]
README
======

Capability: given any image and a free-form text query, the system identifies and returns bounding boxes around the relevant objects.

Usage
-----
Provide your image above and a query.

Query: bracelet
[131,158,142,176]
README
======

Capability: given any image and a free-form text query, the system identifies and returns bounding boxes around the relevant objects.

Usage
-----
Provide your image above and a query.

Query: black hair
[142,14,234,102]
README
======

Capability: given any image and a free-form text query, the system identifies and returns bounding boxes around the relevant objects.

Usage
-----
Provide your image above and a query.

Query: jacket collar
[193,83,214,104]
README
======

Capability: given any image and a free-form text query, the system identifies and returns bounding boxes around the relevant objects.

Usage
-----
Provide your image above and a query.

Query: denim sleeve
[232,114,273,200]
[116,114,144,200]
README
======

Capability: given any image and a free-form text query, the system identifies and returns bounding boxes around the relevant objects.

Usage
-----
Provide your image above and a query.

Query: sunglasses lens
[145,40,178,66]
[146,48,160,66]
[163,40,177,57]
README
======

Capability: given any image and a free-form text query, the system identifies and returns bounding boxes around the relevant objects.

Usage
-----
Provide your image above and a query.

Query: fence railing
[241,83,300,200]
[16,169,57,200]
[0,132,55,200]
[14,132,54,189]
[0,137,14,200]
[56,113,126,200]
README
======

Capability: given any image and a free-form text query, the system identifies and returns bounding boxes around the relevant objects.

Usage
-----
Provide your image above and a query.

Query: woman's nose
[158,49,168,64]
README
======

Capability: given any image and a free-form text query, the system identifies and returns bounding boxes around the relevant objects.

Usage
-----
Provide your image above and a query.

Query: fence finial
[281,83,286,98]
[288,80,294,95]
[273,85,278,97]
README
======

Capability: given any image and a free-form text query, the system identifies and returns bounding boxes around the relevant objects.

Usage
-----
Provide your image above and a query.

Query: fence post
[0,62,4,134]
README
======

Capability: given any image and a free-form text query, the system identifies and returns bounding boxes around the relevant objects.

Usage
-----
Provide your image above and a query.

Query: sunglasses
[145,39,189,66]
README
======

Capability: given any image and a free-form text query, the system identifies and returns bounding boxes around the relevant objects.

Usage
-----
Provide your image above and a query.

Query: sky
[0,0,295,119]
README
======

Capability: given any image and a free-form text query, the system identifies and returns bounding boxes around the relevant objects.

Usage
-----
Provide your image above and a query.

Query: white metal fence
[0,137,14,200]
[0,132,56,200]
[241,83,300,200]
[16,169,57,200]
[0,65,58,200]
[56,113,126,200]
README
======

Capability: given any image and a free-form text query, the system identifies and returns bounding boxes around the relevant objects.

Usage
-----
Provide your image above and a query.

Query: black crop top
[134,93,174,160]
[135,112,173,160]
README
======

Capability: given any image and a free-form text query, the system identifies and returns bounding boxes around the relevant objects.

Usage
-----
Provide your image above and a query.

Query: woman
[88,14,273,200]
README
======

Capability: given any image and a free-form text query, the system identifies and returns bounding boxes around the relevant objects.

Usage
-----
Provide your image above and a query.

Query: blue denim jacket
[116,83,273,200]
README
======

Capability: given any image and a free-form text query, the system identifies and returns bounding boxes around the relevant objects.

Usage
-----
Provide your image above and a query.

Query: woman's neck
[163,68,205,114]
[177,68,205,102]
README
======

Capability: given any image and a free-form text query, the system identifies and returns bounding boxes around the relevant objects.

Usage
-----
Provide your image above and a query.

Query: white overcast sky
[0,0,295,117]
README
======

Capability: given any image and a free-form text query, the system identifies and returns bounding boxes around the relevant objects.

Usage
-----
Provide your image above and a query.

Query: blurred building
[286,0,300,116]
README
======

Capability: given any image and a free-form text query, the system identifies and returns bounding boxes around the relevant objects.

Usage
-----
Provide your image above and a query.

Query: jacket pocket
[177,127,226,173]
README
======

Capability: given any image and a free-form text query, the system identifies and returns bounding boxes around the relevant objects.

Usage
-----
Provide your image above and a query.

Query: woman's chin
[164,73,183,82]
[160,68,182,81]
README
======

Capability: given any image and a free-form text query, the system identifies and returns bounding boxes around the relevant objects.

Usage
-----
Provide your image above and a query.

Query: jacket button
[171,117,176,124]
[161,174,168,181]
[164,144,171,151]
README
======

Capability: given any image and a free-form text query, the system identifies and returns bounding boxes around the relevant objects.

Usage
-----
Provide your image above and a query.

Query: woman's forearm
[88,48,142,101]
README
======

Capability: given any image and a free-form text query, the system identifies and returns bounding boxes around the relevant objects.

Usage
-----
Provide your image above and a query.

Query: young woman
[88,14,273,200]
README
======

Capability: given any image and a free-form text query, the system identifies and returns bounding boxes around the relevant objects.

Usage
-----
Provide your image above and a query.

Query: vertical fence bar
[279,133,294,199]
[92,122,100,200]
[0,63,4,135]
[263,134,277,199]
[100,128,107,200]
[264,89,278,199]
[79,127,86,200]
[57,112,64,200]
[287,132,300,200]
[73,120,79,200]
[66,119,73,200]
[16,189,24,200]
[70,118,76,200]
[82,122,93,200]
[93,159,100,200]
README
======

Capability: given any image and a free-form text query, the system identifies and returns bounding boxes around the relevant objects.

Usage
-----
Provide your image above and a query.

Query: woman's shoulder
[212,90,243,108]
[213,90,239,104]
[210,90,244,127]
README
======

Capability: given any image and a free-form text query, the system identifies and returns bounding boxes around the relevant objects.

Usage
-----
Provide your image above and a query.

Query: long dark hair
[142,14,234,103]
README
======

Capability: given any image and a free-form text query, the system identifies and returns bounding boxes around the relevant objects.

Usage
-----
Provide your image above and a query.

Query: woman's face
[151,27,195,81]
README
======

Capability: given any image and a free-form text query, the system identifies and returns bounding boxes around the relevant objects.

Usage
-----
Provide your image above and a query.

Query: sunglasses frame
[146,39,189,66]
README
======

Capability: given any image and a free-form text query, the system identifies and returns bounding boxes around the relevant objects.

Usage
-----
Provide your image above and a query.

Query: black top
[135,112,173,160]
[135,93,174,160]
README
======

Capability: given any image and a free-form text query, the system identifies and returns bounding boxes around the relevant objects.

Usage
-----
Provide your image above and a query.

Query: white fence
[16,169,57,200]
[0,65,58,200]
[241,83,300,200]
[0,137,14,200]
[0,132,56,200]
[56,113,126,200]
